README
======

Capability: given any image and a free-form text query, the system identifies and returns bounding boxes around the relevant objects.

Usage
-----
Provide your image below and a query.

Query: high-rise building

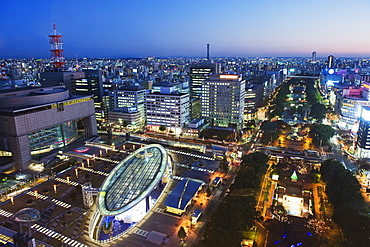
[328,55,334,68]
[189,62,219,99]
[312,51,317,62]
[356,106,370,158]
[111,84,146,129]
[0,86,97,170]
[146,84,189,135]
[75,70,104,102]
[189,62,220,120]
[201,74,245,129]
[74,70,106,123]
[244,83,264,121]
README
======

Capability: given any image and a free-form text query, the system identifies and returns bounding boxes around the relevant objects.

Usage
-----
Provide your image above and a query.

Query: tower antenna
[48,23,65,69]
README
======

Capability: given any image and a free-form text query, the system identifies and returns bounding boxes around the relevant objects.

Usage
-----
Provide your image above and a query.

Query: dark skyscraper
[312,51,316,62]
[328,55,334,68]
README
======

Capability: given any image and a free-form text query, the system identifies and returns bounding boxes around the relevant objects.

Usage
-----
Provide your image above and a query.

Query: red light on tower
[49,23,65,68]
[1,63,7,81]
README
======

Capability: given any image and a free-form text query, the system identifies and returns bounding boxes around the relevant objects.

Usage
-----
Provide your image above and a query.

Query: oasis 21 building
[85,144,176,244]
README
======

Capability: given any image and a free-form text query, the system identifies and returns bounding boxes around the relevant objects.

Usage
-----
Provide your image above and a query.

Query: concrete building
[201,74,245,130]
[39,70,85,92]
[0,86,97,170]
[244,83,264,121]
[112,84,146,129]
[146,84,190,135]
[335,86,370,129]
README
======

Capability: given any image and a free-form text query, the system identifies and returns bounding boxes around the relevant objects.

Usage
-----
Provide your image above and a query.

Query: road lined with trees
[321,159,370,246]
[195,152,269,247]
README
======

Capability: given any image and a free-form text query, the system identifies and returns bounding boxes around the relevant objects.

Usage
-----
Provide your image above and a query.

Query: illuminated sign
[328,68,335,74]
[362,82,370,90]
[220,74,238,80]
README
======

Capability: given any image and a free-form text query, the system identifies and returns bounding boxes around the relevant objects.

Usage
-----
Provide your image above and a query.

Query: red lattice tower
[1,63,7,81]
[49,23,65,68]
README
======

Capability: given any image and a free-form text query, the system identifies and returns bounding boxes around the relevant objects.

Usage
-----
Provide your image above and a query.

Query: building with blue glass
[357,106,370,158]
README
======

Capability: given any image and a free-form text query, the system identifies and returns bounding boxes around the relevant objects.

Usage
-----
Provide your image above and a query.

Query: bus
[211,177,221,188]
[191,209,202,225]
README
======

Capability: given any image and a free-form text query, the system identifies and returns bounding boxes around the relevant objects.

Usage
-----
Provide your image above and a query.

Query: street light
[53,183,57,194]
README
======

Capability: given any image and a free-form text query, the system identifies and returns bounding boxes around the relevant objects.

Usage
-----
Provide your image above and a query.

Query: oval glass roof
[97,144,168,216]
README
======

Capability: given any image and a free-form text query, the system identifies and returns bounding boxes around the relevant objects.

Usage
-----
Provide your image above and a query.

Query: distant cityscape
[0,25,370,247]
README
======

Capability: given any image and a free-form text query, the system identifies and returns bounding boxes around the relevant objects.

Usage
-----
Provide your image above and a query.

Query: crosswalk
[31,224,88,247]
[133,228,150,237]
[27,191,72,209]
[0,209,13,218]
[78,167,109,176]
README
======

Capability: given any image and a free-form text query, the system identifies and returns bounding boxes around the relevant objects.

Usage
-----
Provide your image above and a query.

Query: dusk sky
[2,0,370,58]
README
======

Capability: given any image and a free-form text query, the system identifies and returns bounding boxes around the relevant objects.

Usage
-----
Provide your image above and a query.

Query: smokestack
[207,44,210,60]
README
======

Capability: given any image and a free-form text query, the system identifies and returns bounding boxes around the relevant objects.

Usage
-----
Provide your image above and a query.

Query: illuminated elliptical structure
[48,23,65,69]
[85,144,172,244]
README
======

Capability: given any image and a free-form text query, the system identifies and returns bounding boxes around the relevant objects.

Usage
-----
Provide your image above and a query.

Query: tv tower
[49,23,64,68]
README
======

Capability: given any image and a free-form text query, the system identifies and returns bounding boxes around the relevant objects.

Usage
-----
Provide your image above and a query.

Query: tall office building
[189,62,220,120]
[312,51,317,62]
[0,86,97,170]
[74,70,107,123]
[201,74,245,130]
[189,62,219,99]
[75,70,104,102]
[328,55,334,68]
[356,106,370,158]
[146,84,189,135]
[244,83,264,121]
[111,84,146,129]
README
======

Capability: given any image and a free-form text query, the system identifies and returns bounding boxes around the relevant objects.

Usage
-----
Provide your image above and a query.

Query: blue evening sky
[1,0,370,58]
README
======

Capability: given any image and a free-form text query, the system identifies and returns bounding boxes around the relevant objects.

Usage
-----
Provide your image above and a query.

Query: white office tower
[146,84,190,135]
[201,74,245,130]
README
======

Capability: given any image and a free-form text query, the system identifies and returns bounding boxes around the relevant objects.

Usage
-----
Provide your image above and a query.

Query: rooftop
[97,144,168,216]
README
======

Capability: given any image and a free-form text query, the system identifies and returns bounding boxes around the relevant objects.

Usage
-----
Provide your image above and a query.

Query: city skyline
[2,0,370,58]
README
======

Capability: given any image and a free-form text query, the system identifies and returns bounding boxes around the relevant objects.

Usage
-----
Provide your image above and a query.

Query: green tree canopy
[309,124,335,146]
[310,103,327,121]
[320,159,370,246]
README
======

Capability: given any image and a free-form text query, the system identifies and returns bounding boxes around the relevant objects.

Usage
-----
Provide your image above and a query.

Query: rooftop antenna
[48,23,65,69]
[207,44,210,60]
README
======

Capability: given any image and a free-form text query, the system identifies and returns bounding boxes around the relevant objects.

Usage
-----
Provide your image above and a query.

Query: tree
[159,125,166,132]
[310,103,327,121]
[178,226,187,240]
[206,186,212,197]
[121,120,128,128]
[219,154,229,173]
[309,124,335,146]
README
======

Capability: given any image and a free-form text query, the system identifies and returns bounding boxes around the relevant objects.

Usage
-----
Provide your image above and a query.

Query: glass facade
[28,120,78,152]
